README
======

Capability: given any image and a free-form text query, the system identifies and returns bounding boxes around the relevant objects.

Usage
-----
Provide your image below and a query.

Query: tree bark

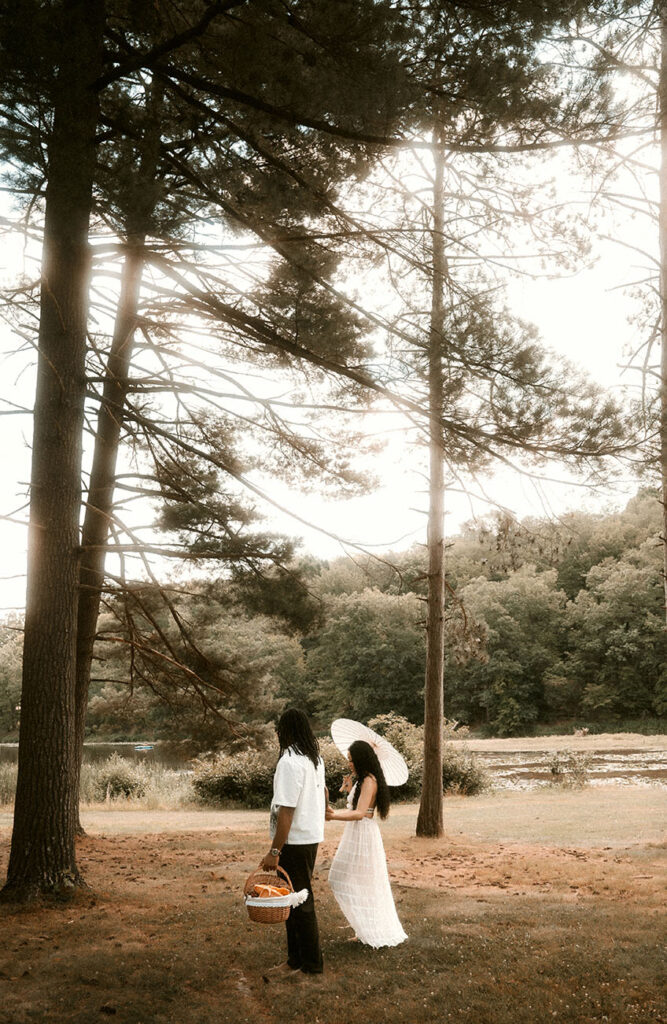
[74,239,145,831]
[74,81,163,829]
[2,0,105,900]
[416,135,446,838]
[659,5,667,627]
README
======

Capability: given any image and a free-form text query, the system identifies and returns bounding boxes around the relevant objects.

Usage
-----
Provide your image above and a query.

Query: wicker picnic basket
[243,865,294,924]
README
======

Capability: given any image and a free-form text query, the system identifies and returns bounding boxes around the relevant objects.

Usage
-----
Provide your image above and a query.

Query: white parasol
[330,718,409,786]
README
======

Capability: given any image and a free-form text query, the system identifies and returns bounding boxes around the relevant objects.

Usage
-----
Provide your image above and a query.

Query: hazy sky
[0,174,653,615]
[247,222,647,557]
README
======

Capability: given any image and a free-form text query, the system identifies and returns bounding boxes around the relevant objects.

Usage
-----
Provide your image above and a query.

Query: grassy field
[0,785,665,1024]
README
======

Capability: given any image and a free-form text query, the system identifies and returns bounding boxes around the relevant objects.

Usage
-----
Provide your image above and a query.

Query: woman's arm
[326,776,377,821]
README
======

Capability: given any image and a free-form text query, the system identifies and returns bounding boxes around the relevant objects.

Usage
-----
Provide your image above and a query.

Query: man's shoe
[264,961,299,976]
[271,968,323,986]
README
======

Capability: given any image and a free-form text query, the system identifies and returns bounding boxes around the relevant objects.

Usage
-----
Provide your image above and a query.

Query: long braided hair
[349,740,390,819]
[276,708,320,768]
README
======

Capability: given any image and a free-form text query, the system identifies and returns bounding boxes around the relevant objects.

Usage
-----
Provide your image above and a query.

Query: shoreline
[448,731,667,752]
[1,730,665,753]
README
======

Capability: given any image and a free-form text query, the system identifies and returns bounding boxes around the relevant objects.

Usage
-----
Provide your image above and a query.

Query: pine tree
[0,0,412,895]
[334,0,633,836]
[1,0,105,899]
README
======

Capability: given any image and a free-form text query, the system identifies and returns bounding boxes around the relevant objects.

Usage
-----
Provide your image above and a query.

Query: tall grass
[83,756,196,808]
[0,756,196,810]
[0,762,16,805]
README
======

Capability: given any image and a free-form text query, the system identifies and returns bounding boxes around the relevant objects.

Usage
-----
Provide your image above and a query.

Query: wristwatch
[269,847,281,857]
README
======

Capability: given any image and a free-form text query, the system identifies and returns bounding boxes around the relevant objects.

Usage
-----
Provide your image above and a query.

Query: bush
[91,753,147,801]
[442,746,488,796]
[191,747,275,808]
[547,748,591,789]
[0,714,489,811]
[368,712,487,798]
[190,713,489,808]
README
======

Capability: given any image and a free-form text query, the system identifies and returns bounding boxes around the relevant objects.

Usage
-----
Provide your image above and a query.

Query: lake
[0,741,190,770]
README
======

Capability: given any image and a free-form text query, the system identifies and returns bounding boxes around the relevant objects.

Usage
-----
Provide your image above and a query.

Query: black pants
[278,842,323,974]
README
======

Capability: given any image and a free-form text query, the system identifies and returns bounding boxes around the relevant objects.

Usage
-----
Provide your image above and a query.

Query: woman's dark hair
[349,740,390,819]
[276,708,320,768]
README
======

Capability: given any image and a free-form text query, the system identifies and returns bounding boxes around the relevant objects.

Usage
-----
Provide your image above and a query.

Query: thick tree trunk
[416,137,446,838]
[659,7,667,627]
[2,0,104,900]
[74,240,145,830]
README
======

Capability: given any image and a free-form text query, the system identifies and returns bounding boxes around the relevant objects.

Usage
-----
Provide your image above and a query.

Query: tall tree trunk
[660,6,667,627]
[2,0,104,900]
[417,136,446,838]
[74,82,163,827]
[74,239,145,830]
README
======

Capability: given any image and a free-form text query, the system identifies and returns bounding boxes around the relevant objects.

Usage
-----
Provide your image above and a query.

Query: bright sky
[0,160,656,615]
[257,268,639,556]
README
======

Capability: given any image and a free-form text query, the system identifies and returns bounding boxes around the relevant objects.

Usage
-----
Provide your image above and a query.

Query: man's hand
[340,773,354,794]
[262,805,294,872]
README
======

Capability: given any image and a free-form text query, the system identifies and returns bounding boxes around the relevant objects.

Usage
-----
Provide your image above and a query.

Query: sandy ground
[449,732,667,751]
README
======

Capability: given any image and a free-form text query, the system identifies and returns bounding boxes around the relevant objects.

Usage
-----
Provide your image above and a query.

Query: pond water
[0,742,665,790]
[0,741,190,770]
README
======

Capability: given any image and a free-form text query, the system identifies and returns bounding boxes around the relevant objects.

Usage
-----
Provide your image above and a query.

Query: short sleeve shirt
[270,747,325,845]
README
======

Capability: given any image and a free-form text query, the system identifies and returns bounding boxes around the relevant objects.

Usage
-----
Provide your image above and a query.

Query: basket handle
[244,864,293,896]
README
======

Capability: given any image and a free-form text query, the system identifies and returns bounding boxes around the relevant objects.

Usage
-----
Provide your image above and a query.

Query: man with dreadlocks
[261,708,326,979]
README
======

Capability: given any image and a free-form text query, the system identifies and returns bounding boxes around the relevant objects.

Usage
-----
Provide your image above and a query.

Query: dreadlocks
[276,708,320,769]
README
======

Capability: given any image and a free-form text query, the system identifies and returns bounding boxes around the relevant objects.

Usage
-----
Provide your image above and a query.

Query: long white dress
[328,790,407,948]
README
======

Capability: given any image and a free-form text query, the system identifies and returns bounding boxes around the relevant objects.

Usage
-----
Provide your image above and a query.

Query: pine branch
[95,1,252,90]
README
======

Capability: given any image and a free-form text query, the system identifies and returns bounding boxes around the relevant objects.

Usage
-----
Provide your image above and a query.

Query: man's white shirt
[270,747,326,844]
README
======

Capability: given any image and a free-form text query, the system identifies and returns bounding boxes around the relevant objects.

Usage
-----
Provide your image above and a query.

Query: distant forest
[0,488,664,746]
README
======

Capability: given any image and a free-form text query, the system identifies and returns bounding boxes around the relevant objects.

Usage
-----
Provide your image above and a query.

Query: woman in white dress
[326,740,407,948]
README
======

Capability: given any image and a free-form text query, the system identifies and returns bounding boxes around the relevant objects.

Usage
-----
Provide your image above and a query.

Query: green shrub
[442,745,488,795]
[547,748,591,789]
[191,747,275,808]
[0,762,17,804]
[91,753,147,800]
[0,714,489,811]
[192,713,489,808]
